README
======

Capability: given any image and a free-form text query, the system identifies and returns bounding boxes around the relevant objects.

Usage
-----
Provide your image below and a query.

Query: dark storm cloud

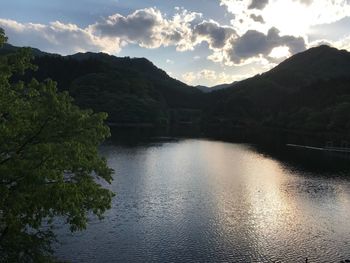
[0,19,113,55]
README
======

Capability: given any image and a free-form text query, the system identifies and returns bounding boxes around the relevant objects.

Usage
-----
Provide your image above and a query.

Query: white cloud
[0,8,205,54]
[221,0,350,36]
[268,46,291,58]
[182,72,197,84]
[306,32,350,53]
[0,19,120,55]
[335,35,350,50]
[1,2,349,70]
[0,8,256,65]
[308,34,350,51]
[89,7,202,51]
[199,69,217,81]
[182,69,251,86]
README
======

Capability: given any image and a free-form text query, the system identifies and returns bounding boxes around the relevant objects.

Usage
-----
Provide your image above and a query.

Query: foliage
[12,51,204,125]
[70,72,167,124]
[0,29,6,46]
[204,46,350,135]
[0,30,114,262]
[2,40,350,136]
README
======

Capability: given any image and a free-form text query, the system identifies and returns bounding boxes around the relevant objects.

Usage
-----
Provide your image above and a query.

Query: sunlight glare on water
[55,139,350,263]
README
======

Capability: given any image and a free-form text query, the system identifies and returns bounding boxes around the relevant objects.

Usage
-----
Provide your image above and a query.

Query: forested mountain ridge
[205,45,350,135]
[2,43,350,136]
[1,43,203,125]
[266,45,350,87]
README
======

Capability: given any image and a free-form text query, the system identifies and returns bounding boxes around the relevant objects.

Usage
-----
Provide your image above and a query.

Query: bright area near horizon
[1,0,350,87]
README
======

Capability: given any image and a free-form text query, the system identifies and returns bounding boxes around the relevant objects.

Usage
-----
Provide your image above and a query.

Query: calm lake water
[55,139,350,262]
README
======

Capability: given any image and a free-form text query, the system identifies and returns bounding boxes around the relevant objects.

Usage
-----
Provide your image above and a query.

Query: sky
[1,0,350,87]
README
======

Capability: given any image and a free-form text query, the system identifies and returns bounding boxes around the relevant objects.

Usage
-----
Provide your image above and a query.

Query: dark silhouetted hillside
[2,43,350,137]
[1,44,203,125]
[204,45,350,136]
[196,82,237,93]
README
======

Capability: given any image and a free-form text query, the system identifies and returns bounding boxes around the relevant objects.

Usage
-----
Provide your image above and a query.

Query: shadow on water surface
[108,126,350,176]
[252,143,350,176]
[202,126,350,177]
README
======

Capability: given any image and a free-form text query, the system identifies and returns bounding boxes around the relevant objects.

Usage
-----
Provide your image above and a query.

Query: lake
[55,139,350,262]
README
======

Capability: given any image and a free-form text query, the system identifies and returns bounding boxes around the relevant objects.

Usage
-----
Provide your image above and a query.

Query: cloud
[0,19,119,55]
[90,8,162,48]
[90,7,202,51]
[210,27,306,65]
[0,7,249,65]
[182,70,218,85]
[230,27,306,63]
[268,46,291,58]
[4,4,349,70]
[0,8,238,62]
[182,68,253,86]
[307,34,350,52]
[247,0,312,11]
[0,8,204,54]
[298,0,313,5]
[193,20,237,49]
[335,35,350,50]
[90,8,238,53]
[312,35,350,51]
[250,14,265,23]
[308,16,350,42]
[182,72,197,84]
[221,0,350,36]
[248,0,269,10]
[198,69,217,81]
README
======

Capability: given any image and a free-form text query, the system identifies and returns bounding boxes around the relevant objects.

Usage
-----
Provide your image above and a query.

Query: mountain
[1,44,203,125]
[0,43,57,57]
[196,85,210,93]
[196,82,236,93]
[2,43,350,138]
[205,45,350,136]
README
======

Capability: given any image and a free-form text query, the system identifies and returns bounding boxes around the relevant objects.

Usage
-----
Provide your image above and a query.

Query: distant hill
[205,45,350,136]
[196,82,236,93]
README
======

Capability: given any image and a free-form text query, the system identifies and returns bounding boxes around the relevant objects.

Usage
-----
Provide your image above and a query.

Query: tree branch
[0,117,51,166]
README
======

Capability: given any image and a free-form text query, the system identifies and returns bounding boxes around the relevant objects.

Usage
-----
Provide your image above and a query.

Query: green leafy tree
[0,29,114,262]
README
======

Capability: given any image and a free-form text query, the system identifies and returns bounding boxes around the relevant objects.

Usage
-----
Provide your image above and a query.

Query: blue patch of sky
[0,0,232,26]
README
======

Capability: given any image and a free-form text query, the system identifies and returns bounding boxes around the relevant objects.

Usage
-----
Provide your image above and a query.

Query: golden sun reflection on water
[196,140,350,260]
